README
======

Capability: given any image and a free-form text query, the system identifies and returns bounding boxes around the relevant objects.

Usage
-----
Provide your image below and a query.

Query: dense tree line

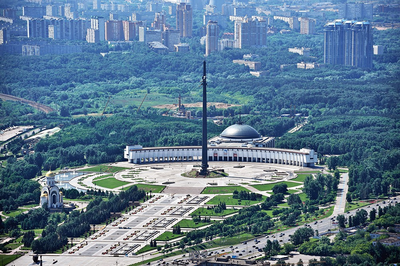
[233,190,262,201]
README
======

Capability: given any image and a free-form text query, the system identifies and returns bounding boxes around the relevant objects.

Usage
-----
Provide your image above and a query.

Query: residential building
[234,16,267,48]
[176,3,192,37]
[232,59,261,70]
[174,43,189,53]
[300,17,315,35]
[373,45,384,55]
[123,21,136,41]
[0,28,10,44]
[91,17,105,41]
[152,12,165,31]
[163,29,180,51]
[23,6,46,18]
[324,20,373,69]
[274,16,299,30]
[46,5,58,17]
[204,13,227,28]
[105,20,124,41]
[288,47,310,56]
[338,3,373,20]
[206,21,219,56]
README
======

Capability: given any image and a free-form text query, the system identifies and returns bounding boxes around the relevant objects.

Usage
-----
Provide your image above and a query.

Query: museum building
[124,124,317,167]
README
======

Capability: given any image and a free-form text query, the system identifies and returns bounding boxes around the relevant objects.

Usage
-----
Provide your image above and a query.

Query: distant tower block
[206,21,219,56]
[176,3,192,37]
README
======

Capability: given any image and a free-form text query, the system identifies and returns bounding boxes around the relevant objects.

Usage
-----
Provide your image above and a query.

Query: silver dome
[220,124,261,139]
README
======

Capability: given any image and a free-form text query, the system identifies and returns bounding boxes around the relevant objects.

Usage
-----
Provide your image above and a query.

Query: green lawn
[291,174,310,182]
[294,170,321,173]
[191,208,238,217]
[261,209,274,217]
[287,189,300,194]
[155,231,184,241]
[135,184,166,193]
[345,201,371,212]
[136,245,159,255]
[298,193,308,202]
[3,208,26,217]
[201,186,250,194]
[81,165,129,173]
[206,195,266,206]
[201,233,254,248]
[0,254,24,265]
[251,181,301,191]
[93,174,113,181]
[176,219,214,228]
[93,177,131,189]
[328,168,348,173]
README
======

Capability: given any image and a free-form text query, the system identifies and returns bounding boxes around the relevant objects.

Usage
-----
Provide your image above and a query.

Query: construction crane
[137,93,148,113]
[101,96,111,116]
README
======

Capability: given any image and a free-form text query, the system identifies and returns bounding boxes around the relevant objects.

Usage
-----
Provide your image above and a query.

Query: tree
[337,214,346,228]
[288,194,302,205]
[22,231,35,247]
[283,242,295,254]
[291,227,314,245]
[346,193,352,203]
[369,208,377,222]
[273,183,288,194]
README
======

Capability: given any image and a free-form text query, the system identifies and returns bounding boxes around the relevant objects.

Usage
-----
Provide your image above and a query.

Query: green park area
[251,181,301,191]
[136,245,158,255]
[134,184,165,193]
[345,200,372,212]
[291,174,310,182]
[206,195,267,206]
[0,254,24,265]
[201,186,250,194]
[93,174,113,181]
[155,231,184,241]
[92,177,131,189]
[191,207,238,217]
[176,219,213,228]
[81,165,128,173]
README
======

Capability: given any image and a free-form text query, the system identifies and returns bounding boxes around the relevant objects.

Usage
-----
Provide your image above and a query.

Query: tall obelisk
[200,61,208,176]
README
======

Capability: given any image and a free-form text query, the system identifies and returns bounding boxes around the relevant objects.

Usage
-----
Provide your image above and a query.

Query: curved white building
[124,124,317,167]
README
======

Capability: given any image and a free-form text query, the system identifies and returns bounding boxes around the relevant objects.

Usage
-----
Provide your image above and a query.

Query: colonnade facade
[124,146,317,167]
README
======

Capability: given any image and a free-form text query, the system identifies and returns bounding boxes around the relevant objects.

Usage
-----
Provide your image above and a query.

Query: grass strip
[202,186,250,194]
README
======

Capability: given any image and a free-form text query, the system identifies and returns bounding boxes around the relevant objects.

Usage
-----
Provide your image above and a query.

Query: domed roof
[220,124,261,139]
[45,170,55,178]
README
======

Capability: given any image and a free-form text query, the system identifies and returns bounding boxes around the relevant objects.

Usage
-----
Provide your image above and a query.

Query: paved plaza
[13,162,309,266]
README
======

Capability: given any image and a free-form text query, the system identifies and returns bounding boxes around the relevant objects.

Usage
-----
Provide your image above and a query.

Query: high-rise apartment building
[152,12,165,31]
[123,21,136,41]
[0,28,10,44]
[205,21,219,56]
[176,3,192,37]
[93,0,98,10]
[234,16,267,49]
[163,29,180,51]
[324,20,372,69]
[105,20,124,41]
[91,17,105,41]
[46,5,58,17]
[338,3,373,20]
[300,17,315,35]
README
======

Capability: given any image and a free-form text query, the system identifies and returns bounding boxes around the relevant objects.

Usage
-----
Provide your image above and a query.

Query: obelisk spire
[200,61,208,176]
